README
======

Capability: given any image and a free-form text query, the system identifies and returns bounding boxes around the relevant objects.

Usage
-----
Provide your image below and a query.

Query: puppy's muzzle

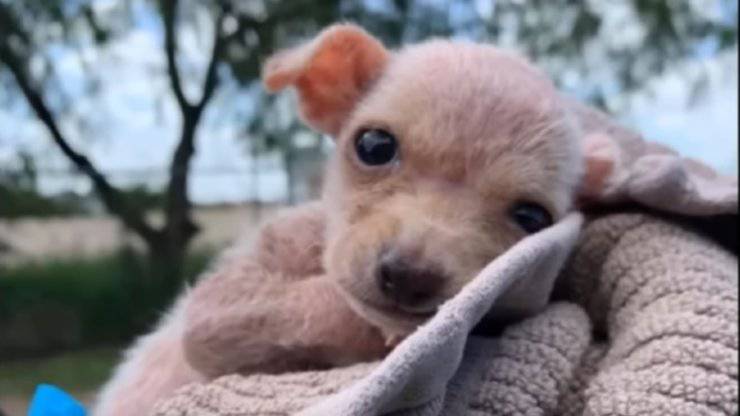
[375,249,446,310]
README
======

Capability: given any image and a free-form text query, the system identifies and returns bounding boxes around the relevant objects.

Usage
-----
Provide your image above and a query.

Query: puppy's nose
[376,256,445,307]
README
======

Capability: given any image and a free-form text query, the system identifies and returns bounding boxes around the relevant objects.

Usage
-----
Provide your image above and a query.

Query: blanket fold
[154,212,738,416]
[562,214,738,416]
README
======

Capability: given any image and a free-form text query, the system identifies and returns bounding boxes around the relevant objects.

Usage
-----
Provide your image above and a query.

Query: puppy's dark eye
[511,202,553,234]
[355,129,398,166]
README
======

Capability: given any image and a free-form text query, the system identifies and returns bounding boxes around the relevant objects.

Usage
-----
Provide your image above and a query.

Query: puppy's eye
[355,129,398,166]
[511,202,553,234]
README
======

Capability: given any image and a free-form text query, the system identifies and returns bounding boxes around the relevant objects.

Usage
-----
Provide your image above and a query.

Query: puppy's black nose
[376,256,445,307]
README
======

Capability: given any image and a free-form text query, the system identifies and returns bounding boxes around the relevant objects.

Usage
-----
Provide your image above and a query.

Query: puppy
[93,23,614,415]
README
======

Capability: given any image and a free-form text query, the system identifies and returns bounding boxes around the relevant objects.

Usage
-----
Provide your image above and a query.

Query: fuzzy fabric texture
[152,210,738,416]
[570,99,738,218]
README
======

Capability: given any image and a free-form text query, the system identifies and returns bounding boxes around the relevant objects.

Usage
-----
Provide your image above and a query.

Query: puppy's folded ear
[578,132,620,201]
[262,23,389,137]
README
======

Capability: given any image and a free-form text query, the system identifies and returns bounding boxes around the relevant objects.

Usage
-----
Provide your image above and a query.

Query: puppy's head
[264,24,613,337]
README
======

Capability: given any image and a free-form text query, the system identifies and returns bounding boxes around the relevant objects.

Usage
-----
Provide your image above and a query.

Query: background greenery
[0,248,213,358]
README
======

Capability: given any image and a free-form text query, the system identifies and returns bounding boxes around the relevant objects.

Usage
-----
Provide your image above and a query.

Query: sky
[0,1,737,205]
[628,50,738,176]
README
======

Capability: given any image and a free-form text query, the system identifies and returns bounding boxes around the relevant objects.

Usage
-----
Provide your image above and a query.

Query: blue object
[27,384,86,416]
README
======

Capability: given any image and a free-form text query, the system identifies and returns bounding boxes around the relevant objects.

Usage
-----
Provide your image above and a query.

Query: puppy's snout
[376,253,445,308]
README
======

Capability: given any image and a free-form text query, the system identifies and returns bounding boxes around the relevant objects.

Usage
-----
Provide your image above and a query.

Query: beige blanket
[153,104,738,416]
[153,211,737,416]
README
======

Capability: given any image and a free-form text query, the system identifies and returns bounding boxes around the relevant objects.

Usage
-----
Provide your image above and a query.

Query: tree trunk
[147,231,191,294]
[159,112,200,288]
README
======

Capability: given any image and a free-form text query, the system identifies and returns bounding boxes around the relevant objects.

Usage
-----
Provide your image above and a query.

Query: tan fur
[317,40,584,336]
[182,204,387,377]
[94,23,615,415]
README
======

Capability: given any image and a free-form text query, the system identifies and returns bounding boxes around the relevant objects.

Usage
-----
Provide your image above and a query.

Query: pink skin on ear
[262,24,389,137]
[580,132,619,200]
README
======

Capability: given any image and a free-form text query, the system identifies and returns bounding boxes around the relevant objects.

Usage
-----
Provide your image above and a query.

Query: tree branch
[0,43,159,244]
[160,0,192,112]
[162,4,227,244]
[196,10,226,112]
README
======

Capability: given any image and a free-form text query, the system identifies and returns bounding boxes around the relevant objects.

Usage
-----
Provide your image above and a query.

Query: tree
[1,0,736,288]
[0,0,223,286]
[0,0,347,287]
[476,0,738,110]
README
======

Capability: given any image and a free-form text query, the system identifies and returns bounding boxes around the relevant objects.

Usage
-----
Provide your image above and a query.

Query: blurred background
[0,0,737,413]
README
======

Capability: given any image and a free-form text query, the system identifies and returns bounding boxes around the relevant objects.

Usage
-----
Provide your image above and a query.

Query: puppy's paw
[255,203,326,278]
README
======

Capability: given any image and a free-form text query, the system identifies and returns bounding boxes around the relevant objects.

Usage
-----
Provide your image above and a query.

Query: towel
[152,211,737,416]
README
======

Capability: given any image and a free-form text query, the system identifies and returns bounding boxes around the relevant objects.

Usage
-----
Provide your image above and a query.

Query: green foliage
[118,185,166,213]
[0,184,82,218]
[0,249,213,358]
[0,155,85,218]
[0,178,163,219]
[0,346,119,397]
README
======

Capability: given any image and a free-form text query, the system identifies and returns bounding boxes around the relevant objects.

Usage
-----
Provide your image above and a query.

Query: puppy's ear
[262,23,389,137]
[578,132,620,200]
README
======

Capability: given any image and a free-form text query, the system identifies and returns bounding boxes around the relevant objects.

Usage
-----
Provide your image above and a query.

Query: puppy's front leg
[180,203,386,376]
[93,204,326,415]
[183,271,387,377]
[94,203,383,415]
[250,202,327,280]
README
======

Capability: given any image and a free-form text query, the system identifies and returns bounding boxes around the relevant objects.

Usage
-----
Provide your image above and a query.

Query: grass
[0,346,121,397]
[0,250,215,415]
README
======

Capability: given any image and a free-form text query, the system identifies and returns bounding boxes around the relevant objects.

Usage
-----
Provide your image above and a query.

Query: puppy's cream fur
[93,24,614,415]
[93,295,205,416]
[319,40,582,337]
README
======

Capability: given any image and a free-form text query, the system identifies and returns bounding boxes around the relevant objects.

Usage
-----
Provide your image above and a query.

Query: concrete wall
[0,204,283,265]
